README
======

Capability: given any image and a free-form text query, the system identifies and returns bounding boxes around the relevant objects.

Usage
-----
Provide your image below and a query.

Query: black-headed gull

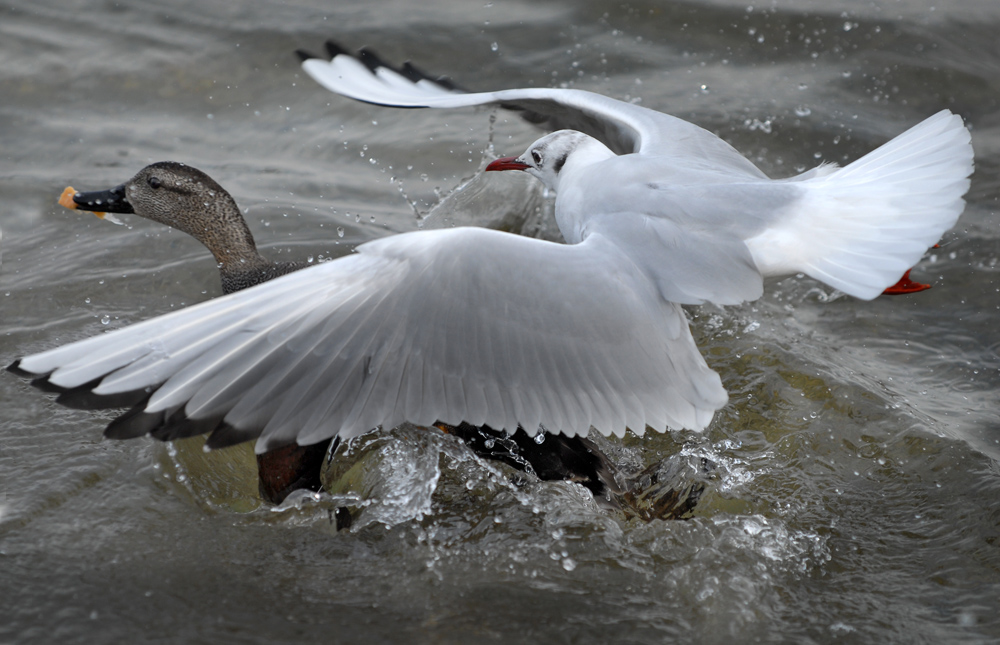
[300,42,972,302]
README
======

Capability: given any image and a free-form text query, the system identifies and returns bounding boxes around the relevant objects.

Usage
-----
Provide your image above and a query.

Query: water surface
[2,0,999,643]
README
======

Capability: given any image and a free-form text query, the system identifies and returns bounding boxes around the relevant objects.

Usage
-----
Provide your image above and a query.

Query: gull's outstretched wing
[299,41,766,177]
[12,227,727,453]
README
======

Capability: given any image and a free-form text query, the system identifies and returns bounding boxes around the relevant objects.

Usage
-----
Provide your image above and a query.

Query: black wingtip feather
[432,75,463,92]
[305,40,466,92]
[205,422,259,450]
[30,376,72,395]
[105,405,163,440]
[7,359,34,378]
[358,47,394,74]
[103,401,259,448]
[400,61,463,91]
[324,39,349,60]
[14,365,156,411]
[57,386,152,411]
[295,49,319,63]
[398,61,425,83]
[150,409,226,443]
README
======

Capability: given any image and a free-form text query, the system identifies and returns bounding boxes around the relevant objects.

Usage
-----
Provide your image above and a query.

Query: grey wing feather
[301,46,766,175]
[17,228,727,452]
[590,214,764,306]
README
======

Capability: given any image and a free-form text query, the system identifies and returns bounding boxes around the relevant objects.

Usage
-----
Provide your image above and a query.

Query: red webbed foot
[882,269,931,295]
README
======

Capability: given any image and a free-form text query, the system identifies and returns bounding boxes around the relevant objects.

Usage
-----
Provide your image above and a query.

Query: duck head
[68,162,237,232]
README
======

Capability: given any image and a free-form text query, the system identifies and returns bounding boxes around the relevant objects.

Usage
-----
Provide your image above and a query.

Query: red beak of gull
[485,156,531,171]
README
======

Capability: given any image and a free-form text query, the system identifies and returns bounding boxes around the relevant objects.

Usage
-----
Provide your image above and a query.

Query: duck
[50,161,633,511]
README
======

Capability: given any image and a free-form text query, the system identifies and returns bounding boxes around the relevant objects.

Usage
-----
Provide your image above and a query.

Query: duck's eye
[531,150,542,165]
[148,176,162,189]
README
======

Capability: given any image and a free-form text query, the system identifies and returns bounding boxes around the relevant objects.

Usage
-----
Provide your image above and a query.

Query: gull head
[485,130,612,193]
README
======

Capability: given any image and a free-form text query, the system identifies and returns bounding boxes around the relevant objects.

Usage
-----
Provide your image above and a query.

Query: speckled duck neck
[180,189,290,294]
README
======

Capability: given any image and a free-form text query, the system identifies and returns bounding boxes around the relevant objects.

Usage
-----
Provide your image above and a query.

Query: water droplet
[534,433,545,444]
[84,297,91,304]
[562,558,577,571]
[794,106,812,117]
[336,226,345,238]
[100,315,110,325]
[491,42,499,52]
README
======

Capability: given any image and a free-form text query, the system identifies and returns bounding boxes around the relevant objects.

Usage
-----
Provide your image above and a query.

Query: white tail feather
[748,110,973,299]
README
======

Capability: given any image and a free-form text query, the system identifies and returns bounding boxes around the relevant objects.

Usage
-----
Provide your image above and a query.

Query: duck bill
[485,156,531,172]
[71,184,134,215]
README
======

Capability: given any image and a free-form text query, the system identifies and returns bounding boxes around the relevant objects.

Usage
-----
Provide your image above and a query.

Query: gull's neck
[552,137,616,243]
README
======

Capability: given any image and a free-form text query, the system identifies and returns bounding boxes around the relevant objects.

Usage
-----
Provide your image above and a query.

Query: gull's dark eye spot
[531,150,542,165]
[553,154,568,174]
[148,176,162,189]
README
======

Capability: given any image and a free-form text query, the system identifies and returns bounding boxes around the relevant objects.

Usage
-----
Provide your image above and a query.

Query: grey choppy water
[2,0,999,643]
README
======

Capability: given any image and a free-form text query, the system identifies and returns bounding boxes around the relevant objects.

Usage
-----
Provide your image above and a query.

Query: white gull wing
[300,45,766,178]
[15,227,727,452]
[745,110,974,299]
